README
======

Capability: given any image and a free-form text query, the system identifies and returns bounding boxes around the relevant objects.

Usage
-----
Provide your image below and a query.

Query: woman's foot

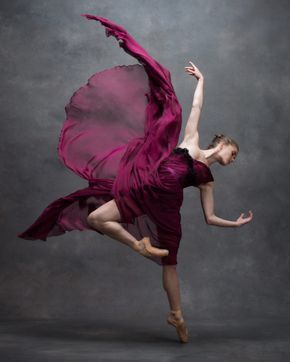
[133,237,169,259]
[167,309,189,343]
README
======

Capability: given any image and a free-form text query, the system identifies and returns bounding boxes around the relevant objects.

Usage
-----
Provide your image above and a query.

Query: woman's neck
[200,148,219,166]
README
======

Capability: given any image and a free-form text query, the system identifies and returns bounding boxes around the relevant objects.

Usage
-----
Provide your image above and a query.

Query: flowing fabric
[17,15,214,266]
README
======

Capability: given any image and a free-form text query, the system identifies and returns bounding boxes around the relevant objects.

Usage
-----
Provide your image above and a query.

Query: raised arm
[198,182,253,227]
[183,62,204,141]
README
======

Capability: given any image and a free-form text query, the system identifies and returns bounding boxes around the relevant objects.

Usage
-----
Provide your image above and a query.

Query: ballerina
[85,61,253,343]
[17,15,253,343]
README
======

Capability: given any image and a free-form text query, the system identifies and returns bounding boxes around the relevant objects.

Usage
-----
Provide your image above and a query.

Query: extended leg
[87,199,169,258]
[162,265,182,310]
[162,265,189,343]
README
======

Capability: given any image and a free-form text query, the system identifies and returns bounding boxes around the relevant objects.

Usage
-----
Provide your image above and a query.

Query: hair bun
[207,134,239,151]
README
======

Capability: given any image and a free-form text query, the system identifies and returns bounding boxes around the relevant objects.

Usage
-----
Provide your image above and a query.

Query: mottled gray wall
[1,0,290,321]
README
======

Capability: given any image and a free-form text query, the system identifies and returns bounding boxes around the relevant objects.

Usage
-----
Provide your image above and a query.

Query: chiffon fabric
[17,15,214,266]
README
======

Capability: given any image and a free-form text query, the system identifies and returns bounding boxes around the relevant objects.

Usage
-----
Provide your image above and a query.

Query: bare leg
[162,265,189,343]
[87,199,137,249]
[162,265,182,310]
[87,199,169,258]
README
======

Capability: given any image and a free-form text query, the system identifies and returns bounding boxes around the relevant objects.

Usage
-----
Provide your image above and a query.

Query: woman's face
[218,143,238,165]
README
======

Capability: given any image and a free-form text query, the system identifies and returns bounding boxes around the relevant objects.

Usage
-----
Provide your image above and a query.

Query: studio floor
[0,317,289,361]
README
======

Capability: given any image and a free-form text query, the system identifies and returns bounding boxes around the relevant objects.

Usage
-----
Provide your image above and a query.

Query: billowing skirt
[17,15,184,266]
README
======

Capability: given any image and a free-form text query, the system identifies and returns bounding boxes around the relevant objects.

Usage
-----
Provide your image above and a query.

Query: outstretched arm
[198,182,254,227]
[183,62,204,141]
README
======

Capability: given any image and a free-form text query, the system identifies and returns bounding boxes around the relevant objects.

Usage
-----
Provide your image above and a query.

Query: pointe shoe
[136,237,169,259]
[167,310,189,343]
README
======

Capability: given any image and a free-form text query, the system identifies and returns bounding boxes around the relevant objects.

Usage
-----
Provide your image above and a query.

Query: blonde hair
[207,134,239,152]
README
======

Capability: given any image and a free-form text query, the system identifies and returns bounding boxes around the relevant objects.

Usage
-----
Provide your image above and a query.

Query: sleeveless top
[172,147,214,188]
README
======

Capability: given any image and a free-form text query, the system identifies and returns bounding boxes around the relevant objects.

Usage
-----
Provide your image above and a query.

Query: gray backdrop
[1,0,289,322]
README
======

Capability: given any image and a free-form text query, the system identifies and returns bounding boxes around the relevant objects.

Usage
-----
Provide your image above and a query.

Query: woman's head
[207,134,239,165]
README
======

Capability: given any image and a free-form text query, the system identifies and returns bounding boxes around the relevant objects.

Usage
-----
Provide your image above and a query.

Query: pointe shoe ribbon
[167,311,189,343]
[138,237,169,258]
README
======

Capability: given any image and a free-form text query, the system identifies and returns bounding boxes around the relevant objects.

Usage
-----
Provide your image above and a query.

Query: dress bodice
[169,147,214,188]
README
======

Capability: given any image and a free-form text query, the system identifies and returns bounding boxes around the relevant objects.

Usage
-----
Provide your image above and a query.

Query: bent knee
[87,211,104,227]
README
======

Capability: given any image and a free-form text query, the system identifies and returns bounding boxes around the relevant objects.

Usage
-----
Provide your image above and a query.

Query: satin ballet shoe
[136,237,169,259]
[167,310,189,343]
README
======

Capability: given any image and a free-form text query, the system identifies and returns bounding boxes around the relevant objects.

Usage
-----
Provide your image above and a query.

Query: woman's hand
[236,210,254,227]
[184,61,203,80]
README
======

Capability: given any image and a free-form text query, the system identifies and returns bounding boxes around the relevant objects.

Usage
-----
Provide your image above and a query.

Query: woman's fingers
[185,61,196,69]
[242,210,254,224]
[184,62,202,80]
[184,69,195,74]
[184,61,198,75]
[184,67,195,72]
[237,210,254,226]
[241,211,253,218]
[247,210,253,218]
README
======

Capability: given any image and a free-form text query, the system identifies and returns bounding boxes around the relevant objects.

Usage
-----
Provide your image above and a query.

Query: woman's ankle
[169,309,183,317]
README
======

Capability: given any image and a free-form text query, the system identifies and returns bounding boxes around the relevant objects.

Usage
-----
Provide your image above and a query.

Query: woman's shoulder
[176,143,209,166]
[174,144,214,185]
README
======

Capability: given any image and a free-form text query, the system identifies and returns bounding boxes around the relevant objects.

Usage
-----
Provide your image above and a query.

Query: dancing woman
[18,15,253,343]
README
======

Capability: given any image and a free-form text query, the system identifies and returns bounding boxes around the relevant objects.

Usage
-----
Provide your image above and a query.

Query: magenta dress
[17,15,214,266]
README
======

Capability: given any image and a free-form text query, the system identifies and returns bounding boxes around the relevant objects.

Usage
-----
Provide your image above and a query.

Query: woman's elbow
[206,215,214,225]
